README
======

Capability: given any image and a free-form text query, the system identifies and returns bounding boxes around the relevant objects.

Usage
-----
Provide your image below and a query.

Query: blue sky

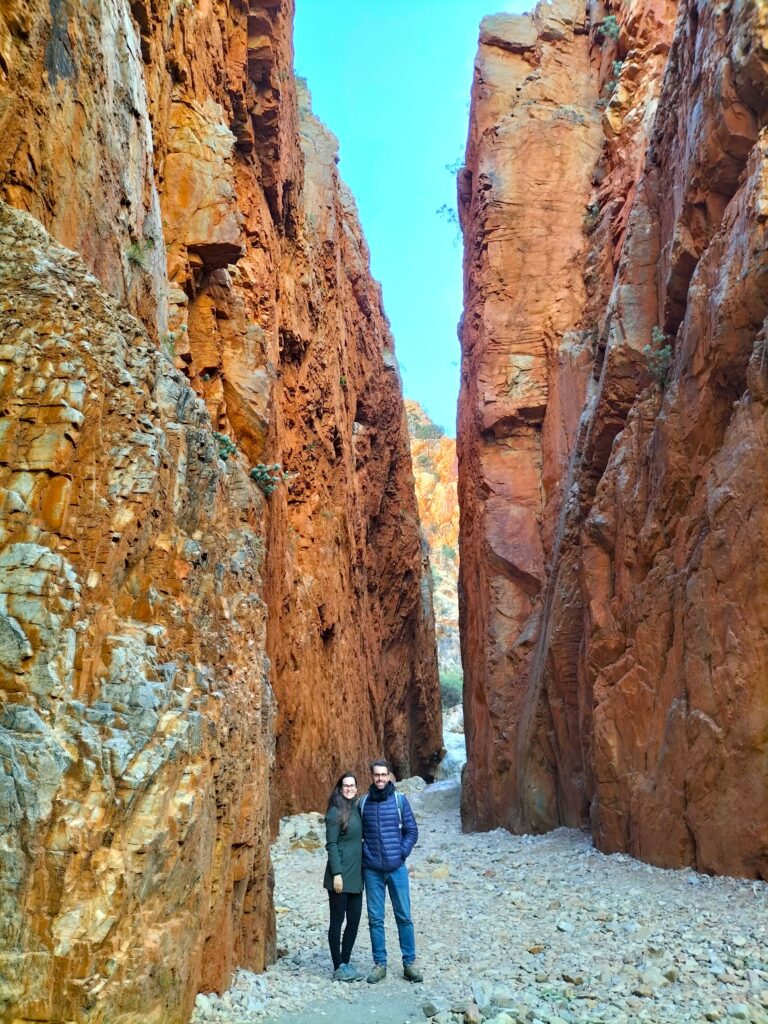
[294,0,528,436]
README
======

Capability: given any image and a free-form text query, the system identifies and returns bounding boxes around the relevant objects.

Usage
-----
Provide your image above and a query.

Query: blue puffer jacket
[361,783,418,872]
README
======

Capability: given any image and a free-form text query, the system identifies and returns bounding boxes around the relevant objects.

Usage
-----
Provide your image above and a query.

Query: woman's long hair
[326,772,357,833]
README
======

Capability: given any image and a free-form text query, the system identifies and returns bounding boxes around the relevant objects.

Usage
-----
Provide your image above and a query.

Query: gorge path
[192,781,768,1024]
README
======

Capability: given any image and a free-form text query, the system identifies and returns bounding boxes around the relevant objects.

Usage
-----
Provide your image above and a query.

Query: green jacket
[323,803,363,893]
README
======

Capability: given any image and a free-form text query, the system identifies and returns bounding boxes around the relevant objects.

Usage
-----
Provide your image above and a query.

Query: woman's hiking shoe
[333,964,362,982]
[366,964,387,984]
[402,963,423,983]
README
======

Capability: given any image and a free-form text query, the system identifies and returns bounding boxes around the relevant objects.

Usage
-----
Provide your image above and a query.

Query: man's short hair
[370,758,390,773]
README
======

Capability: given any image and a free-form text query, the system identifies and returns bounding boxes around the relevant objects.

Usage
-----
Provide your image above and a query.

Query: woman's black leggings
[327,891,363,969]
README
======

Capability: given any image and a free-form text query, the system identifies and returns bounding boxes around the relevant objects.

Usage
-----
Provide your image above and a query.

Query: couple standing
[323,759,423,984]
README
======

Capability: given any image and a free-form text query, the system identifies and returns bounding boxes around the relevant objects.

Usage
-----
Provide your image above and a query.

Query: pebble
[191,778,768,1024]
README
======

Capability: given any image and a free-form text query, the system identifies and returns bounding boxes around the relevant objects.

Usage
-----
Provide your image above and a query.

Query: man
[359,759,422,984]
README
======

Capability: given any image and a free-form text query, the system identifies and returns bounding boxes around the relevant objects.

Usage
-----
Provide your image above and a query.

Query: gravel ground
[191,777,767,1024]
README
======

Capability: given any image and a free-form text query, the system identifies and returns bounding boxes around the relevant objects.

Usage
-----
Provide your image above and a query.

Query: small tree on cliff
[643,326,673,390]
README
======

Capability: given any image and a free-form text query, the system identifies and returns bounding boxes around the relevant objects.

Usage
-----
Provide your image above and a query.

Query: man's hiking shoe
[402,963,423,983]
[366,964,387,984]
[333,964,363,982]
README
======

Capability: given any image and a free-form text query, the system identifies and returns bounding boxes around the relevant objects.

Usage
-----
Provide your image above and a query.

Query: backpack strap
[359,792,403,829]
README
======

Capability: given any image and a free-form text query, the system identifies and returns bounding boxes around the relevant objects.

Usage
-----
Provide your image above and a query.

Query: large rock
[458,0,768,879]
[265,89,442,816]
[457,0,603,834]
[0,203,274,1023]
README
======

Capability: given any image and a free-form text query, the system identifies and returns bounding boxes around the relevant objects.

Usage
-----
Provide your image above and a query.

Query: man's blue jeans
[364,864,416,966]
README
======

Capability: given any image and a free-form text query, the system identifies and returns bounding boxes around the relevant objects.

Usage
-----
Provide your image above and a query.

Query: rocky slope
[458,0,768,879]
[406,401,461,673]
[0,1,440,1021]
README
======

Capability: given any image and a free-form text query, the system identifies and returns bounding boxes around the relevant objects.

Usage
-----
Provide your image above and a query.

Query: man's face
[371,766,389,790]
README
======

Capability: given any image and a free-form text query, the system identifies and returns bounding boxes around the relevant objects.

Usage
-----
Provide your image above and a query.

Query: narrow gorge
[0,0,767,1023]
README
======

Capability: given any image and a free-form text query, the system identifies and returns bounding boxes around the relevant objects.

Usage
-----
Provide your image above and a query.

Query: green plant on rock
[583,203,600,233]
[602,14,620,41]
[642,326,673,390]
[250,462,284,496]
[161,333,176,359]
[213,432,238,461]
[439,668,463,709]
[125,235,155,270]
[339,374,348,390]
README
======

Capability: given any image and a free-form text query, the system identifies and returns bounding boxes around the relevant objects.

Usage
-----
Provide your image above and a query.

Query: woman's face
[340,776,357,798]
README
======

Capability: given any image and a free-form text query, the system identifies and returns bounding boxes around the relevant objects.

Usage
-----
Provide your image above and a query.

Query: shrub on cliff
[440,668,463,709]
[643,326,673,390]
[601,15,620,41]
[250,463,284,496]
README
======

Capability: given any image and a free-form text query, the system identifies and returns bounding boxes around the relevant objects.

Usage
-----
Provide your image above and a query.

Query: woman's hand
[333,874,343,893]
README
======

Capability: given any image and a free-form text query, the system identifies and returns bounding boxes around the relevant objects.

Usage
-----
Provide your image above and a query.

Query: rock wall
[458,0,604,834]
[406,401,461,673]
[266,90,442,817]
[0,202,274,1024]
[458,0,768,879]
[0,1,440,1021]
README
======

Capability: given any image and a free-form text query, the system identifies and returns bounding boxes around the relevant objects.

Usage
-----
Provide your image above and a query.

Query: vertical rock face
[0,1,440,1021]
[458,0,603,834]
[406,401,461,673]
[266,89,442,816]
[458,0,768,879]
[0,203,274,1023]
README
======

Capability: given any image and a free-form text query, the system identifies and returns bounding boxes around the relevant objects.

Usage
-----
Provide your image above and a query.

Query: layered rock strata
[0,0,440,1020]
[458,0,768,879]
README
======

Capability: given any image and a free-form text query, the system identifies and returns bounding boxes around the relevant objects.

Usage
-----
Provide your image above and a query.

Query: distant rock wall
[0,1,440,1021]
[406,401,461,673]
[458,0,768,879]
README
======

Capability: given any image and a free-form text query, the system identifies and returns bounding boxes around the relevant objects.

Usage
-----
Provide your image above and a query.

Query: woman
[324,773,365,981]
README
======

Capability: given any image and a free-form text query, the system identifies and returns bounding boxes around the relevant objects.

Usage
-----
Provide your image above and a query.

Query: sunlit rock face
[458,0,603,835]
[0,0,441,1020]
[0,202,274,1023]
[458,0,768,879]
[406,401,460,673]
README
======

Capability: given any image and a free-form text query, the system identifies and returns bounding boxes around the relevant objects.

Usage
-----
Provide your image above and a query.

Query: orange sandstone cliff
[458,0,768,879]
[406,400,461,674]
[0,2,440,1021]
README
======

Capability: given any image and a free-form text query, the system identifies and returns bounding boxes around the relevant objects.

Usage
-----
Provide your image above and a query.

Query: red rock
[458,0,768,879]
